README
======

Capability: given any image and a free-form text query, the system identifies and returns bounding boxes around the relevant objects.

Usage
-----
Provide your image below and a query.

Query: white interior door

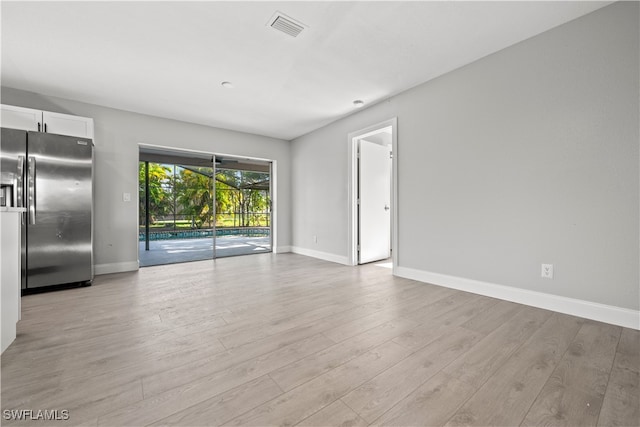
[358,140,391,264]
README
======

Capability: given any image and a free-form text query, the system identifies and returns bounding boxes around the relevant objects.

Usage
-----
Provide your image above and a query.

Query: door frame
[347,117,398,270]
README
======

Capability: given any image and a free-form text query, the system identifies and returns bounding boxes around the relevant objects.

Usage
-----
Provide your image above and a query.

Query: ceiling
[1,1,610,141]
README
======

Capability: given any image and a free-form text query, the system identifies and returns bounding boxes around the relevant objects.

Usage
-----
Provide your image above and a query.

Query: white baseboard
[274,245,292,254]
[94,261,139,276]
[395,266,639,330]
[291,246,350,266]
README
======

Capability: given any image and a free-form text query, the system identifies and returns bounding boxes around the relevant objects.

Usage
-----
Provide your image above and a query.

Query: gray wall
[1,87,292,273]
[292,2,639,310]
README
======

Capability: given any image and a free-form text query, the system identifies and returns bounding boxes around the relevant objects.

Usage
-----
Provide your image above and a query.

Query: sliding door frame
[212,154,217,259]
[138,143,276,263]
[269,161,274,253]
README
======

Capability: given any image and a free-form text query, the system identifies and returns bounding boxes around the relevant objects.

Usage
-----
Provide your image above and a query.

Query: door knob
[384,205,390,211]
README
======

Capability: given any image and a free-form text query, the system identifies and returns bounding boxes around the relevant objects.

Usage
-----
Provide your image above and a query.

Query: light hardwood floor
[1,253,638,426]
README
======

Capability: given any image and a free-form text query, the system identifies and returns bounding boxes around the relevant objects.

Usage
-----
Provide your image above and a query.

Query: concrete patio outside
[138,235,271,267]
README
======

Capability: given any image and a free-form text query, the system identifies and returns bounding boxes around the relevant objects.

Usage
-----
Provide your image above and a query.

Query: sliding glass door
[139,161,214,267]
[213,157,272,258]
[139,148,272,266]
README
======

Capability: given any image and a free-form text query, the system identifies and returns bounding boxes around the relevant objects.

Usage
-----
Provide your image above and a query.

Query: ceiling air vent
[268,11,306,38]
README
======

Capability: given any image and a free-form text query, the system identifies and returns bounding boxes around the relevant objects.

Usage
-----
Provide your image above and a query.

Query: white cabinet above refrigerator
[0,105,40,132]
[1,104,94,139]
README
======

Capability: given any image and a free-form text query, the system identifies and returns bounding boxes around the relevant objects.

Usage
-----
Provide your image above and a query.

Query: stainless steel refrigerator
[1,127,94,291]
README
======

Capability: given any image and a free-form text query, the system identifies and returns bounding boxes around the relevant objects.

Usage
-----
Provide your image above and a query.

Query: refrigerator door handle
[28,156,36,225]
[16,156,25,224]
[17,155,25,208]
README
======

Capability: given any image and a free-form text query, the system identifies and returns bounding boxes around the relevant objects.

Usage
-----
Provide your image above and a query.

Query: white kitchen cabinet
[1,208,24,354]
[42,111,94,139]
[0,104,40,132]
[1,104,94,139]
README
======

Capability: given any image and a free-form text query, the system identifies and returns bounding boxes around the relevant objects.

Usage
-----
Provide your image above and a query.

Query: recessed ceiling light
[353,100,364,108]
[221,81,234,89]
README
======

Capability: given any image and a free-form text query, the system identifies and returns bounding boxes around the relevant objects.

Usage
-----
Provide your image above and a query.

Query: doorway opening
[138,146,273,267]
[348,118,397,270]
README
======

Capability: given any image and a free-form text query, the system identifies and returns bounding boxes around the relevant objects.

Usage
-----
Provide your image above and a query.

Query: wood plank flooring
[1,253,638,426]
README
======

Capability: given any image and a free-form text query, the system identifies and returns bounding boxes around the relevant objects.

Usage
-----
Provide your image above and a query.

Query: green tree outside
[140,162,270,231]
[138,162,173,226]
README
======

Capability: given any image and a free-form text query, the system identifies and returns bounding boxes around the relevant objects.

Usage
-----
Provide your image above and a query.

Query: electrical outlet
[123,192,131,202]
[541,264,553,279]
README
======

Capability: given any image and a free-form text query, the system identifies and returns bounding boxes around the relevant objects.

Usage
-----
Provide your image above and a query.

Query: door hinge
[357,198,360,205]
[357,245,360,251]
[390,151,393,159]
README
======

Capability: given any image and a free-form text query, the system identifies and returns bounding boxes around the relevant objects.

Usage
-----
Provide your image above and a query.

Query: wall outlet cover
[541,263,554,279]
